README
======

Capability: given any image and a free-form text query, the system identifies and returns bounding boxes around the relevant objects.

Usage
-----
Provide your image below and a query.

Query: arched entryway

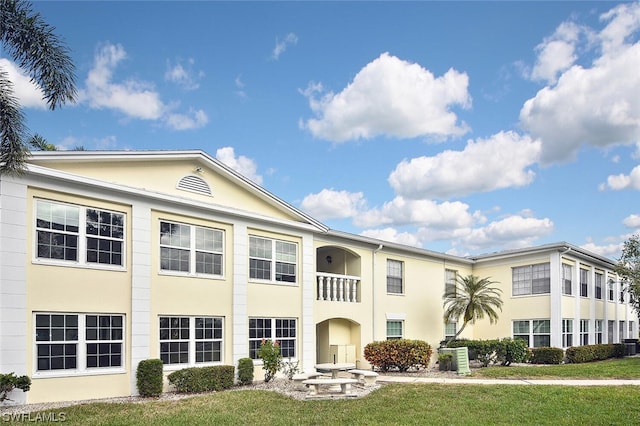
[316,318,362,366]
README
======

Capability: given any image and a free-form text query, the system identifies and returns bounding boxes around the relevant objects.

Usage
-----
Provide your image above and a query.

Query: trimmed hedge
[530,347,564,364]
[136,359,164,397]
[168,365,235,393]
[446,338,529,366]
[566,343,626,363]
[364,339,432,372]
[237,358,254,385]
[495,338,531,366]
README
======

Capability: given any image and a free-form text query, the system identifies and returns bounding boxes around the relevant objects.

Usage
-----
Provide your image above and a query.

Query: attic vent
[177,175,212,196]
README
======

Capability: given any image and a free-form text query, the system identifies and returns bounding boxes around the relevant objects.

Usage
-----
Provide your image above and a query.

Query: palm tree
[0,0,76,175]
[443,274,503,345]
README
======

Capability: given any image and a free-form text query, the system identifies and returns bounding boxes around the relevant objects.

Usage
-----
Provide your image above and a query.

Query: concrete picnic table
[314,362,356,379]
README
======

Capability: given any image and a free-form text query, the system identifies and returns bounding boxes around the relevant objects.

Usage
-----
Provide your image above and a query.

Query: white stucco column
[300,233,315,371]
[232,222,248,367]
[130,202,152,395]
[549,251,562,348]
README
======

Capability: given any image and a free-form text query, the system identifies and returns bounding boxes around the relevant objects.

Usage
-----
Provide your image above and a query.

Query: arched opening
[315,318,362,366]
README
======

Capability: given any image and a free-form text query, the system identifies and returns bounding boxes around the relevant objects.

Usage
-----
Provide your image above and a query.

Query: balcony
[316,272,361,303]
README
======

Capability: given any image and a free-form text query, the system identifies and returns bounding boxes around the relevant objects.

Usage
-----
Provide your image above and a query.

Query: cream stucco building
[0,150,635,404]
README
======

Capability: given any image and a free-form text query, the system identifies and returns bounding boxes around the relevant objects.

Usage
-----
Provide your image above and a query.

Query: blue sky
[4,1,640,259]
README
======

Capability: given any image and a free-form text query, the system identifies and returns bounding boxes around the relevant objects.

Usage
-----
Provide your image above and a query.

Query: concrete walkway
[377,375,640,386]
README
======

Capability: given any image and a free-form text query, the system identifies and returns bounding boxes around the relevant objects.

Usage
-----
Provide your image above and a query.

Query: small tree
[256,339,282,382]
[443,275,503,346]
[615,234,640,318]
[0,372,31,402]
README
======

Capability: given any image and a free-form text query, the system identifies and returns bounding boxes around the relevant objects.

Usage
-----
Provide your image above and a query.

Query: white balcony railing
[316,273,360,303]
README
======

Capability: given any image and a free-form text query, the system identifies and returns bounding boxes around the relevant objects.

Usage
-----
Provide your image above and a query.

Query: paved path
[377,375,640,386]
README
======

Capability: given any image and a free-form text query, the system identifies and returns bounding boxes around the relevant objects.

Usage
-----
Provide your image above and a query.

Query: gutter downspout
[372,244,384,341]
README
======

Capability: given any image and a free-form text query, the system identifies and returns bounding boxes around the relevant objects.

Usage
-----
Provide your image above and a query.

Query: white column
[549,251,562,348]
[232,222,248,367]
[589,267,596,344]
[573,261,580,345]
[0,177,28,404]
[130,202,152,396]
[300,233,315,371]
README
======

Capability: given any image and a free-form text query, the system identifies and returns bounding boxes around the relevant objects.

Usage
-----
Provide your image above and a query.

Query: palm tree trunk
[446,321,468,347]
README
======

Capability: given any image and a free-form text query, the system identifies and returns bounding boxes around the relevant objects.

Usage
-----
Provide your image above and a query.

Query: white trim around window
[158,316,224,369]
[33,312,126,378]
[248,236,297,284]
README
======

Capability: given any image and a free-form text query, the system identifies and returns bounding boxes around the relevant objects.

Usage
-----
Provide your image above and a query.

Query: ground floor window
[35,313,124,374]
[513,319,550,347]
[595,320,603,344]
[580,320,589,346]
[562,319,573,348]
[159,316,223,366]
[619,321,625,342]
[444,321,457,341]
[386,320,404,340]
[608,320,615,343]
[249,318,297,360]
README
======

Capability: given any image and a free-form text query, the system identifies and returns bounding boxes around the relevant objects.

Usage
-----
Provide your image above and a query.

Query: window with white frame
[562,319,573,348]
[512,263,550,296]
[249,236,297,283]
[386,320,403,340]
[445,269,457,297]
[445,321,457,341]
[595,273,603,300]
[580,319,589,345]
[580,269,589,298]
[595,320,603,344]
[160,221,224,276]
[35,313,124,374]
[562,264,573,295]
[513,319,550,347]
[608,320,615,343]
[387,259,404,294]
[248,318,297,360]
[36,199,125,267]
[620,285,625,303]
[159,316,223,366]
[608,280,615,301]
[619,321,625,341]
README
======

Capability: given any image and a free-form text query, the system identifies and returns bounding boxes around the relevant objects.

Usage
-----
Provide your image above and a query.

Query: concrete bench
[292,371,326,389]
[302,378,358,395]
[348,369,379,385]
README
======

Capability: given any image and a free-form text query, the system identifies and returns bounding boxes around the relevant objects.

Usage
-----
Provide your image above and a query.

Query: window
[35,313,124,374]
[248,318,297,360]
[159,316,223,366]
[580,269,589,298]
[562,319,573,348]
[445,269,457,296]
[580,320,589,346]
[595,273,603,300]
[387,259,403,294]
[608,280,615,301]
[249,236,297,283]
[160,221,223,276]
[619,321,625,342]
[513,319,550,348]
[386,320,403,340]
[620,285,625,303]
[36,200,124,267]
[608,320,615,343]
[595,320,603,344]
[562,264,573,295]
[445,321,457,341]
[512,263,550,296]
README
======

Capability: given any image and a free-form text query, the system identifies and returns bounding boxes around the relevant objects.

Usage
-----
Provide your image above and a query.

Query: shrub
[364,339,432,372]
[495,338,531,366]
[447,339,499,367]
[257,340,282,382]
[530,347,564,364]
[168,366,235,393]
[566,343,625,363]
[281,357,300,380]
[0,373,31,402]
[438,353,454,371]
[237,358,254,385]
[136,359,164,397]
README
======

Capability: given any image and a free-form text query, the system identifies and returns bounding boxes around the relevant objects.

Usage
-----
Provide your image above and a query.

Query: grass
[26,358,640,426]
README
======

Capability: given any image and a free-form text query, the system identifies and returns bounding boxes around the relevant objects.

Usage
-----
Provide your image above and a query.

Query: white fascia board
[25,163,325,234]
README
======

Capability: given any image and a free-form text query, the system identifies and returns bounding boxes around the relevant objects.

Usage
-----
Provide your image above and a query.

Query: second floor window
[512,263,550,296]
[249,236,297,283]
[160,221,223,276]
[562,264,573,295]
[36,199,124,267]
[387,260,403,294]
[445,269,457,296]
[580,269,589,297]
[595,273,603,300]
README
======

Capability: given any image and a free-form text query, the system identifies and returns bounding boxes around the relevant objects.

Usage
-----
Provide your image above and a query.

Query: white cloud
[601,165,640,190]
[300,189,366,220]
[623,214,640,228]
[457,215,554,252]
[0,58,46,108]
[581,241,624,259]
[353,196,477,229]
[520,3,640,164]
[388,131,540,199]
[360,228,422,248]
[215,147,263,185]
[235,75,247,98]
[164,109,208,130]
[530,22,581,84]
[272,33,298,60]
[165,58,203,90]
[301,52,471,142]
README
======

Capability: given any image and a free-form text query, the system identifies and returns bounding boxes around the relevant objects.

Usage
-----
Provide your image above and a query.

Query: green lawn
[27,358,640,426]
